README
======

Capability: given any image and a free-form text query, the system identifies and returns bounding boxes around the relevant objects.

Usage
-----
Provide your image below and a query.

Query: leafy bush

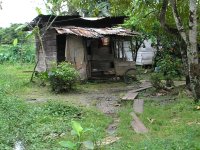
[157,53,182,87]
[150,73,163,90]
[48,62,79,93]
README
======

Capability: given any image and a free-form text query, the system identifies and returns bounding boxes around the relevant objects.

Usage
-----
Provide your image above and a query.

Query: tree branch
[159,0,179,35]
[169,0,188,44]
[160,0,169,26]
[143,10,157,18]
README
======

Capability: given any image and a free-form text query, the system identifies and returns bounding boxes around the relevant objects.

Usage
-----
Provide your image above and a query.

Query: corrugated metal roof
[54,26,139,38]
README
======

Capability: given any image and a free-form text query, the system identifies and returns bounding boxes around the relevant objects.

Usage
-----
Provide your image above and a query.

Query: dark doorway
[89,38,114,77]
[56,34,66,63]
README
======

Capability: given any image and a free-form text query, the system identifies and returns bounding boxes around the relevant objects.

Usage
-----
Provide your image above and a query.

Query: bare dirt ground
[24,81,141,137]
[24,80,185,113]
[25,81,149,113]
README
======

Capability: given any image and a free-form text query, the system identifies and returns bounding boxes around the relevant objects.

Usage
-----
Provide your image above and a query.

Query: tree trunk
[187,0,200,102]
[170,0,199,101]
[178,38,190,87]
[160,0,190,87]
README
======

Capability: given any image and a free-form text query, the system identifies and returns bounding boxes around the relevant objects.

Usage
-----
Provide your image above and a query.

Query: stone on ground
[106,118,120,135]
[133,99,144,114]
[97,136,121,146]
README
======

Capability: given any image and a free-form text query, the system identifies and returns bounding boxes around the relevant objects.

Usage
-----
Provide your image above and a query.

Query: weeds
[44,101,81,117]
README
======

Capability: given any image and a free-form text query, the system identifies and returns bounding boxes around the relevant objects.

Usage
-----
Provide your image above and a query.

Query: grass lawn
[0,63,200,150]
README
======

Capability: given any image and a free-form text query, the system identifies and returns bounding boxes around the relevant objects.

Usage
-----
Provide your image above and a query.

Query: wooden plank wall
[35,29,57,72]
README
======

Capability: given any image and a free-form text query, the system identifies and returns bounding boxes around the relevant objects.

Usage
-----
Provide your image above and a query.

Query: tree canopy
[0,24,29,44]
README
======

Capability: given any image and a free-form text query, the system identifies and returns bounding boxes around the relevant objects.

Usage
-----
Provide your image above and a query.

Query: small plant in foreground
[48,62,79,93]
[59,121,97,150]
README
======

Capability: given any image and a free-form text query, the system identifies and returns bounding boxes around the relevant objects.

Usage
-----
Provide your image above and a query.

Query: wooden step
[130,112,148,133]
[122,92,138,100]
[129,85,152,93]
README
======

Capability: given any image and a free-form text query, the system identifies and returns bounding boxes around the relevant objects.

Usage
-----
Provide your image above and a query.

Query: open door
[56,34,66,63]
[87,38,115,78]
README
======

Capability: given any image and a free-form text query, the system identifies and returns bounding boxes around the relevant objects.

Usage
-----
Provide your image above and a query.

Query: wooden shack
[27,15,139,80]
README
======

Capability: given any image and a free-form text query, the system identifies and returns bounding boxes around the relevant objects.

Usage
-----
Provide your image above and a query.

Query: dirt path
[25,81,153,138]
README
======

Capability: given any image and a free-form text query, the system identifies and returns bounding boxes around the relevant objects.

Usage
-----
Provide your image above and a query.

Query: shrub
[157,53,182,87]
[150,73,164,90]
[48,62,79,93]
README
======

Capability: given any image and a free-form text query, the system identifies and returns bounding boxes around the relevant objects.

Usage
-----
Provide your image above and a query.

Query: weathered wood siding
[35,29,57,72]
[35,30,88,79]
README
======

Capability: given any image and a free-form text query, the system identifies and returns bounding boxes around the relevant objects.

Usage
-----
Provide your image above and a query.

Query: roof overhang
[53,26,140,38]
[24,15,127,31]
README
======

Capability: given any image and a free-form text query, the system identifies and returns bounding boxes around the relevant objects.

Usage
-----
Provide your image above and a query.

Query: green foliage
[131,135,200,150]
[0,63,110,149]
[71,120,83,137]
[43,0,68,15]
[49,62,79,93]
[59,121,96,150]
[0,63,200,149]
[59,141,77,149]
[157,53,182,84]
[13,38,18,46]
[35,71,49,86]
[150,72,163,90]
[0,24,35,64]
[0,94,28,149]
[62,0,110,17]
[44,101,81,117]
[116,0,161,34]
[0,24,30,45]
[35,7,43,15]
[0,94,83,149]
[0,44,35,63]
[112,96,200,150]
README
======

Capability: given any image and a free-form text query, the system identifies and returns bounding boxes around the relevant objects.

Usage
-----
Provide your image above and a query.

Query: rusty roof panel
[53,26,139,38]
[73,28,100,38]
